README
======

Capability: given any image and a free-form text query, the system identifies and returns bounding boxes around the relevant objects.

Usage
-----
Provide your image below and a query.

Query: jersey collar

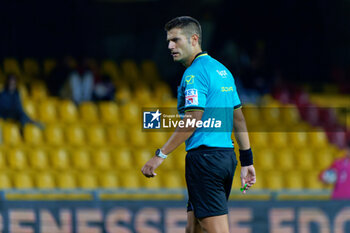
[191,51,208,64]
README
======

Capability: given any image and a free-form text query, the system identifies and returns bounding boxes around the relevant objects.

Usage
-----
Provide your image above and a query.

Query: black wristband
[239,148,253,166]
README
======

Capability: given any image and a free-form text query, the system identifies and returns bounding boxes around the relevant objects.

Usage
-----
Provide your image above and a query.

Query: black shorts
[185,146,237,218]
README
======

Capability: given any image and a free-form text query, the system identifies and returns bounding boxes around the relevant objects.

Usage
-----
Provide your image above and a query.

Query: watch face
[155,149,160,156]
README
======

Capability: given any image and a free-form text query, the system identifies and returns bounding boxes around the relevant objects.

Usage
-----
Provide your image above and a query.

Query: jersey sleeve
[182,71,208,112]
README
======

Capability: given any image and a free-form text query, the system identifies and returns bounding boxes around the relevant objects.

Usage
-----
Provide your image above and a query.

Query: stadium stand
[0,57,347,201]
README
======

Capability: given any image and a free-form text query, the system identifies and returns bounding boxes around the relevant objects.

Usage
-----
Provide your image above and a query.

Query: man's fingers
[248,176,256,184]
[240,177,246,188]
[143,166,156,178]
[141,165,152,178]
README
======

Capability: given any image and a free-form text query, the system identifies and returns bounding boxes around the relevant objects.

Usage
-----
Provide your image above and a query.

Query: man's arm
[233,108,250,150]
[233,108,256,193]
[141,110,203,178]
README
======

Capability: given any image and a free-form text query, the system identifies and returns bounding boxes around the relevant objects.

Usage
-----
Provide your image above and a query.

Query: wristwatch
[155,149,167,159]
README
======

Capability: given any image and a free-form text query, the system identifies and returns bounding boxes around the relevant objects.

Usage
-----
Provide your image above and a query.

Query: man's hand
[141,156,165,178]
[240,165,256,194]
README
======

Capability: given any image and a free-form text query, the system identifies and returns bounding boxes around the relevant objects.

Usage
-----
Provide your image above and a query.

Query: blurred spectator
[0,74,44,129]
[47,56,74,98]
[93,74,115,101]
[319,144,350,200]
[67,58,94,104]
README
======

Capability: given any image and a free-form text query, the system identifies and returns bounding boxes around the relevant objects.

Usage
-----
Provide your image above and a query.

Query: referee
[142,16,256,233]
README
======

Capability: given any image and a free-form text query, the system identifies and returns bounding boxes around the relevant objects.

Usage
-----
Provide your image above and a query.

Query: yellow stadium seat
[86,125,106,146]
[147,132,168,147]
[275,148,294,171]
[115,85,131,104]
[134,84,152,105]
[285,171,304,189]
[119,172,140,188]
[35,173,55,189]
[22,99,37,120]
[38,100,57,123]
[121,60,139,82]
[128,127,147,147]
[79,102,99,123]
[14,173,33,189]
[99,173,119,188]
[0,150,7,170]
[101,60,121,81]
[289,132,308,148]
[280,105,300,125]
[50,149,70,170]
[8,149,27,170]
[59,100,78,123]
[142,177,161,189]
[159,156,175,171]
[133,149,152,168]
[154,82,173,103]
[0,173,12,189]
[251,170,263,189]
[260,94,277,105]
[92,149,112,170]
[261,107,280,125]
[249,132,268,148]
[78,173,97,189]
[23,58,40,78]
[57,173,76,189]
[99,102,119,124]
[107,126,127,146]
[308,131,328,148]
[71,149,91,170]
[315,148,334,170]
[3,58,21,76]
[18,84,29,100]
[161,98,178,111]
[269,132,288,148]
[28,149,48,170]
[304,171,324,189]
[23,123,43,146]
[43,59,56,76]
[65,125,85,146]
[265,171,283,190]
[242,105,260,127]
[172,147,186,171]
[2,123,22,146]
[120,101,139,125]
[141,60,160,83]
[30,81,47,100]
[44,125,65,146]
[162,171,184,188]
[255,148,275,171]
[295,148,314,171]
[112,148,133,170]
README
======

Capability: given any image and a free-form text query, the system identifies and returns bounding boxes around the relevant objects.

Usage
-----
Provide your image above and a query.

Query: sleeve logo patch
[185,89,198,106]
[185,75,195,85]
[216,70,228,78]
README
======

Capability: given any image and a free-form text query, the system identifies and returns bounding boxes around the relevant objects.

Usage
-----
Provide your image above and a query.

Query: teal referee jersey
[177,52,242,151]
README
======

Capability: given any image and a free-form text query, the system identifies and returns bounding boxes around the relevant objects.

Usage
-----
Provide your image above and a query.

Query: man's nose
[168,41,175,50]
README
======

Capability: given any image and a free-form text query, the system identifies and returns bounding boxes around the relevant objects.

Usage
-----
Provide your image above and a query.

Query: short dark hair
[165,16,202,46]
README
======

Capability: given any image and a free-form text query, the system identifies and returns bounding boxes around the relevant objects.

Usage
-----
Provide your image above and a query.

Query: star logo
[150,109,161,122]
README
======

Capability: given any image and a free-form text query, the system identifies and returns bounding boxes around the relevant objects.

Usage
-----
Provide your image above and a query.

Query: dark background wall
[0,0,349,85]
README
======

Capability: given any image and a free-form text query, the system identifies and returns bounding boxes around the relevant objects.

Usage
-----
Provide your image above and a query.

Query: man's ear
[191,34,199,46]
